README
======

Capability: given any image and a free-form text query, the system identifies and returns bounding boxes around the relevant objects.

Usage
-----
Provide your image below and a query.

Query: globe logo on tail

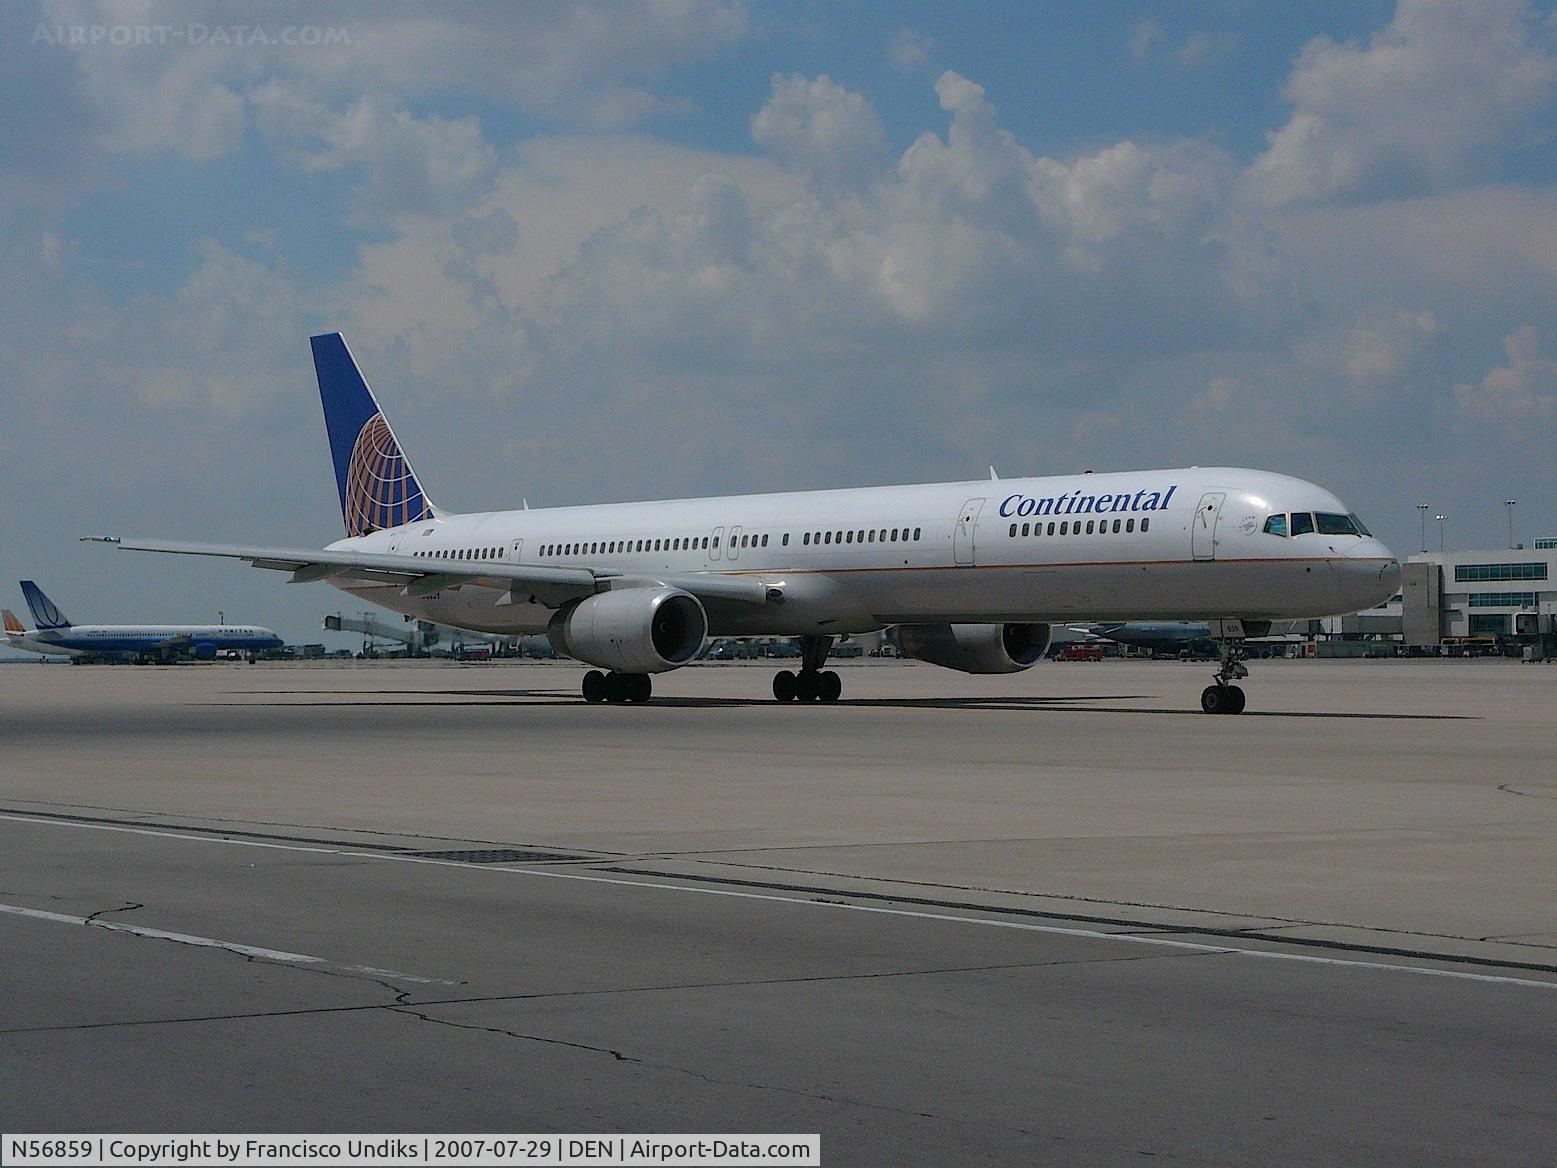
[343,413,432,536]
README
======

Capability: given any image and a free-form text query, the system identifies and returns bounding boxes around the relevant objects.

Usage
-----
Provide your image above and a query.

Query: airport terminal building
[1335,538,1557,651]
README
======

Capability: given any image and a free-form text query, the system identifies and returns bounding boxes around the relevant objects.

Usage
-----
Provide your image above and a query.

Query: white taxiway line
[0,901,457,986]
[2,812,1553,993]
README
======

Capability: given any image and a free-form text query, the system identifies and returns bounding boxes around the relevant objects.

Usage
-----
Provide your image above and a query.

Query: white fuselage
[327,467,1400,637]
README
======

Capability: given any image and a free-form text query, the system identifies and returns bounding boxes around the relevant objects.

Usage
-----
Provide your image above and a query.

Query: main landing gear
[773,634,842,703]
[582,669,652,704]
[1201,636,1249,715]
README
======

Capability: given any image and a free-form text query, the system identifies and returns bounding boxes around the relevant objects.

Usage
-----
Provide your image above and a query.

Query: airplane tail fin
[3,608,26,635]
[310,332,437,538]
[19,581,70,629]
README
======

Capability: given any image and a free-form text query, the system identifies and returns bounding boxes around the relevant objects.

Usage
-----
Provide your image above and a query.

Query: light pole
[1505,499,1517,549]
[1435,514,1447,556]
[217,610,224,627]
[1416,503,1430,553]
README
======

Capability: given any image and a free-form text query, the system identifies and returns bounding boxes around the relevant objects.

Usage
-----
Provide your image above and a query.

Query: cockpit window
[1349,512,1372,537]
[1289,511,1316,536]
[1316,512,1360,536]
[1262,514,1288,537]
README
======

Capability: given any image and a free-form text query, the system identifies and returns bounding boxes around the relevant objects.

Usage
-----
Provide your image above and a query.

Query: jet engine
[895,622,1050,674]
[547,586,707,673]
[191,642,218,661]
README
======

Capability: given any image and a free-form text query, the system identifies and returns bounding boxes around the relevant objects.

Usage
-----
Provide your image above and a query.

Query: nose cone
[1337,537,1400,608]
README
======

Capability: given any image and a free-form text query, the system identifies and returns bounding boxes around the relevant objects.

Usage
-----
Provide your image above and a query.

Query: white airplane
[4,580,282,663]
[89,333,1400,712]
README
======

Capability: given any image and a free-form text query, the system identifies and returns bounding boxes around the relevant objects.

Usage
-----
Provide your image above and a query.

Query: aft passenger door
[954,498,985,566]
[1192,492,1225,561]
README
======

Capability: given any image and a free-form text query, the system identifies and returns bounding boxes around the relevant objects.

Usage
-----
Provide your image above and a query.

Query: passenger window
[879,530,887,541]
[857,531,864,542]
[891,528,899,541]
[1060,522,1069,535]
[824,532,832,544]
[1113,520,1121,533]
[846,531,854,543]
[1047,522,1055,536]
[1021,523,1029,536]
[1290,512,1315,536]
[782,534,789,546]
[868,530,875,543]
[1010,523,1018,537]
[803,533,810,545]
[762,534,769,547]
[1086,521,1095,535]
[1141,519,1150,533]
[913,527,921,540]
[702,537,709,548]
[1263,514,1288,537]
[1125,519,1134,534]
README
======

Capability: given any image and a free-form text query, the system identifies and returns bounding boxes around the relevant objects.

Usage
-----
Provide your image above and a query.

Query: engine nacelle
[191,642,218,661]
[895,622,1050,674]
[548,587,707,674]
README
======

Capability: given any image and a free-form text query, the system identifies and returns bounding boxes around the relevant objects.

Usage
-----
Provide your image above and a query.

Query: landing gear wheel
[626,673,652,703]
[795,671,820,702]
[817,670,842,703]
[1201,684,1245,715]
[773,669,798,702]
[582,670,606,703]
[603,672,630,703]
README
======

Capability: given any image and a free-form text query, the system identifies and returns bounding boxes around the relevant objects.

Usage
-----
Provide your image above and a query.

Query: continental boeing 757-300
[89,333,1400,712]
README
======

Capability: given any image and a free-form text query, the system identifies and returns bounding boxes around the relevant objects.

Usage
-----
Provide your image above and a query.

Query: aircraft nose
[1336,538,1400,606]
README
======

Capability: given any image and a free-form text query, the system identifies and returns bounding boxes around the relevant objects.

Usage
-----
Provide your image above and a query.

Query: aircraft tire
[817,670,842,703]
[626,673,652,703]
[1201,684,1245,715]
[795,671,820,702]
[772,670,798,702]
[582,669,607,703]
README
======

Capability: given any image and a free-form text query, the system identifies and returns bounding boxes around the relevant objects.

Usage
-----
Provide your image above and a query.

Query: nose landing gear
[773,634,842,703]
[1201,635,1249,714]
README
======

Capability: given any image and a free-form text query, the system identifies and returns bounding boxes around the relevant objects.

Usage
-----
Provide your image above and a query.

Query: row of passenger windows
[537,527,924,559]
[542,535,721,558]
[1262,512,1369,538]
[410,546,506,560]
[803,527,921,546]
[1009,517,1149,538]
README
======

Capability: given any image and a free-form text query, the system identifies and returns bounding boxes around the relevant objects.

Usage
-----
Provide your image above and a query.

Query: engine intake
[548,586,707,674]
[895,622,1050,674]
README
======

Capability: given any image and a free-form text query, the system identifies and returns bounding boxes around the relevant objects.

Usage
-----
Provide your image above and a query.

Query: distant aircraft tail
[19,581,70,629]
[310,332,437,538]
[3,608,26,635]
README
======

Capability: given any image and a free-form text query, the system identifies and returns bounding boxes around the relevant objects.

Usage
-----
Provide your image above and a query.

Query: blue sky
[2,1,1555,644]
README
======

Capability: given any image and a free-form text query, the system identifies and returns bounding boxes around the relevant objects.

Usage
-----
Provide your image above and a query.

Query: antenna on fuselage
[989,466,999,480]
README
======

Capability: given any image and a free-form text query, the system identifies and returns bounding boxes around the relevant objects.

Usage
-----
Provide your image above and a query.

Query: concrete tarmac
[1,658,1554,1163]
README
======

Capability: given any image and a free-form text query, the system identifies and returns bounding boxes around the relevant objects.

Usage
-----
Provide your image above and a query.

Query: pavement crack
[83,901,143,924]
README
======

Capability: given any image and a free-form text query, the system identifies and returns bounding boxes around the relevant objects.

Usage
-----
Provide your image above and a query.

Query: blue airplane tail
[20,580,70,629]
[310,332,437,537]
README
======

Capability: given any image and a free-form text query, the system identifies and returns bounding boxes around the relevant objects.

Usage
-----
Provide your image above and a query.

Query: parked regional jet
[88,333,1399,712]
[7,581,282,662]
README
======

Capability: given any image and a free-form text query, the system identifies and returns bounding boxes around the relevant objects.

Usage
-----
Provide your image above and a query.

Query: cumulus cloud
[1452,325,1557,435]
[751,74,888,194]
[1245,0,1557,206]
[252,87,495,223]
[887,28,934,71]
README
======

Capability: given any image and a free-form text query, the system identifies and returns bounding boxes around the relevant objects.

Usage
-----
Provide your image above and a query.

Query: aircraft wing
[84,537,775,608]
